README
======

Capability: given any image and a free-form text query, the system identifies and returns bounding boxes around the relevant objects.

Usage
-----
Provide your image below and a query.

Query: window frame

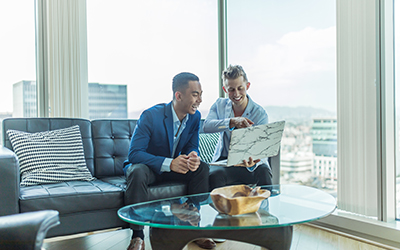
[312,0,399,247]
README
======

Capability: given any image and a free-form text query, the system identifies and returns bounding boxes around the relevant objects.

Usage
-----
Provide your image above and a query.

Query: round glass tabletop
[118,184,336,230]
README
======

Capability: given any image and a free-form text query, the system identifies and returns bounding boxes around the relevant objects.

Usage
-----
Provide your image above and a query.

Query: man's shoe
[127,237,145,250]
[194,238,216,249]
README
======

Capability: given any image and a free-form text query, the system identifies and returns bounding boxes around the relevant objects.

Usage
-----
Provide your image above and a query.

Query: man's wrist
[229,119,236,129]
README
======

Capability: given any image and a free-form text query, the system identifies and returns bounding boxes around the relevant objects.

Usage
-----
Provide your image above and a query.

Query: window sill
[310,209,400,248]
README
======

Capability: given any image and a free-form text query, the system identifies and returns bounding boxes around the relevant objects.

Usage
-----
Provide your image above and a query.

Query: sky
[85,0,338,116]
[0,1,36,113]
[1,0,398,116]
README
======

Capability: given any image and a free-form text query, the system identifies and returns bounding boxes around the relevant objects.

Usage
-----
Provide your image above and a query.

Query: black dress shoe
[127,237,145,250]
[194,238,216,249]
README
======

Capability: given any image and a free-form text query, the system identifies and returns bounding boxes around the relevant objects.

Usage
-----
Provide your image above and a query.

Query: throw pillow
[199,133,220,163]
[7,125,95,186]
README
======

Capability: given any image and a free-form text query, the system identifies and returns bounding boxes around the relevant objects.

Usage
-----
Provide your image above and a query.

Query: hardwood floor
[43,224,397,250]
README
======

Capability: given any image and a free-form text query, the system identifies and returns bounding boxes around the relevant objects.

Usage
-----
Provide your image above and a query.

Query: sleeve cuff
[226,118,235,131]
[161,158,172,172]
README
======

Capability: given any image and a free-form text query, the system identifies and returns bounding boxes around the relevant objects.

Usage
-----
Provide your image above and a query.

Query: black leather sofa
[0,118,280,237]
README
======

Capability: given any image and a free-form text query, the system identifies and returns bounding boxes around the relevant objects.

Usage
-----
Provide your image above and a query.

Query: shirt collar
[171,105,189,124]
[227,94,254,117]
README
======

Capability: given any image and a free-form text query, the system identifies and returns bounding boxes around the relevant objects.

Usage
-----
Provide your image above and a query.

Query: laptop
[209,120,285,167]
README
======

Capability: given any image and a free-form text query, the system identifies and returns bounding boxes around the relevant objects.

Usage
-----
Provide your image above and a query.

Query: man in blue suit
[124,72,214,250]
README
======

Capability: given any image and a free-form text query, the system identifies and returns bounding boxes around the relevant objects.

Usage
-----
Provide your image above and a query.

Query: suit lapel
[164,102,174,157]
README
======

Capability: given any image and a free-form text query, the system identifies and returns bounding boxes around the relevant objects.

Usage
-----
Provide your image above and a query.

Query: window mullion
[376,0,396,222]
[218,0,227,98]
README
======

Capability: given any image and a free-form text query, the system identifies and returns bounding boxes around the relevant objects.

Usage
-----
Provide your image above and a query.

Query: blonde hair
[222,65,248,82]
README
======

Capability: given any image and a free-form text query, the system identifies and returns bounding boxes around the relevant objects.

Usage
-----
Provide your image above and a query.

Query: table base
[150,226,293,250]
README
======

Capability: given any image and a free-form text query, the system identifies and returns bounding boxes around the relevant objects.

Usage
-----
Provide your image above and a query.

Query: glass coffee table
[118,184,336,250]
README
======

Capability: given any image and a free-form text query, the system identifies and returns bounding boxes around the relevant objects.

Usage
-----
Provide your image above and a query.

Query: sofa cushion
[19,180,124,214]
[7,125,95,186]
[100,176,187,202]
[199,132,220,163]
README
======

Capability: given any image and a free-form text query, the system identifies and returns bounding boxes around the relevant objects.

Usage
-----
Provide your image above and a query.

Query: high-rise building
[12,80,37,118]
[13,81,127,119]
[88,83,127,119]
[311,118,337,189]
[312,118,337,157]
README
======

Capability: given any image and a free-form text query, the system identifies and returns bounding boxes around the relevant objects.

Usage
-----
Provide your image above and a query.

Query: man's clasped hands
[170,151,200,174]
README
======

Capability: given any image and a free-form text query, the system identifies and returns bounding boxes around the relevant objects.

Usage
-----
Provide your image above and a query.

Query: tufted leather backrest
[91,119,137,178]
[2,118,95,175]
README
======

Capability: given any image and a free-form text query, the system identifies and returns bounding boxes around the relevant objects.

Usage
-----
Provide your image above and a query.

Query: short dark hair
[172,72,199,97]
[222,65,248,82]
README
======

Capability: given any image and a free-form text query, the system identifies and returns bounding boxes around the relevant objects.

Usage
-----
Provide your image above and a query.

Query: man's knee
[209,166,225,178]
[255,164,272,185]
[196,161,209,177]
[209,167,227,190]
[126,164,151,183]
[256,164,271,175]
[125,164,153,205]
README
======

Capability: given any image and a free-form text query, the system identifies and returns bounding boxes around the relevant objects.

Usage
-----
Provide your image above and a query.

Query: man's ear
[222,86,228,93]
[175,91,182,101]
[246,82,251,90]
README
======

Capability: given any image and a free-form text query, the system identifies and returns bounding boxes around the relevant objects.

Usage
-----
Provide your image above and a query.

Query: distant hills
[265,106,336,125]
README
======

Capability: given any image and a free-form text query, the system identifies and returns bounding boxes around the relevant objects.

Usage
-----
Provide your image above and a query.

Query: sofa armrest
[0,146,20,216]
[0,210,60,250]
[269,148,281,185]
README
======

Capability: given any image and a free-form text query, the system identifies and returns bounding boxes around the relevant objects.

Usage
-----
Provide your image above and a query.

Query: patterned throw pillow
[7,125,95,186]
[199,133,220,163]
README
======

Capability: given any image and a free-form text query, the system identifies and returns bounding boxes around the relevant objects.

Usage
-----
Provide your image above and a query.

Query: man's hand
[230,117,254,129]
[187,151,200,172]
[234,157,261,167]
[171,155,190,174]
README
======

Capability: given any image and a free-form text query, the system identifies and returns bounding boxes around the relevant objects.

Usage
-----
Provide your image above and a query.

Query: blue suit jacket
[124,102,201,174]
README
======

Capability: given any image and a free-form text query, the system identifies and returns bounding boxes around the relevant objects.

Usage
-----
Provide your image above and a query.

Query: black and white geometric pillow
[199,132,220,163]
[7,125,95,186]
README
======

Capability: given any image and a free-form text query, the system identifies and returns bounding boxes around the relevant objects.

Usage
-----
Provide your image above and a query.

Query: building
[88,83,127,119]
[280,123,314,184]
[311,118,337,189]
[13,81,127,119]
[12,81,37,118]
[281,152,313,184]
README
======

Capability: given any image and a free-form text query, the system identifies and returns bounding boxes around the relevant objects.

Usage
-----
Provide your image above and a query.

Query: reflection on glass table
[118,184,336,250]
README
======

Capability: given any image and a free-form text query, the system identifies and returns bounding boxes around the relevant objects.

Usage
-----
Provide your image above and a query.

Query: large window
[2,0,398,246]
[227,0,337,193]
[0,1,36,144]
[395,0,400,219]
[87,0,219,119]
